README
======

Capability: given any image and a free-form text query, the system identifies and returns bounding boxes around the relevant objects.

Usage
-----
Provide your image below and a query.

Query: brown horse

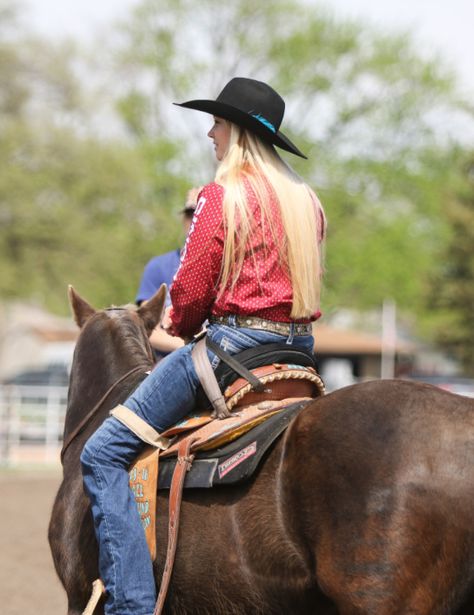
[49,287,474,615]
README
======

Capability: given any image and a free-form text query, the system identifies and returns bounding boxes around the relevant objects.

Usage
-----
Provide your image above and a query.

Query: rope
[82,579,105,615]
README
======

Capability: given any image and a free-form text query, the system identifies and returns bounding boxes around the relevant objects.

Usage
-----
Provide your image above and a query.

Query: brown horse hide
[49,287,474,615]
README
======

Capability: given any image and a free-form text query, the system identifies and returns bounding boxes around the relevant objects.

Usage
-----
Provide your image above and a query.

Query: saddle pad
[158,399,310,489]
[160,396,312,457]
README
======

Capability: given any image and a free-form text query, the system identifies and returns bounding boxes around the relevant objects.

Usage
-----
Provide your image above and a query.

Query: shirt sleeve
[169,183,225,338]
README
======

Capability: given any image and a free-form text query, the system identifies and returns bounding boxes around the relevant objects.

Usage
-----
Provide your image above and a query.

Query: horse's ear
[68,285,97,328]
[137,284,167,334]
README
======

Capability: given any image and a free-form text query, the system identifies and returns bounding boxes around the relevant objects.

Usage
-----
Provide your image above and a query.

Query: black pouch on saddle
[195,342,318,409]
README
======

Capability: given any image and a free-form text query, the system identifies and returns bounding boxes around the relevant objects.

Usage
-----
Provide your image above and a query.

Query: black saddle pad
[158,399,311,489]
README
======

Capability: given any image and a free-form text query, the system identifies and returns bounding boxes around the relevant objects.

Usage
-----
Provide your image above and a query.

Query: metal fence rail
[0,384,68,467]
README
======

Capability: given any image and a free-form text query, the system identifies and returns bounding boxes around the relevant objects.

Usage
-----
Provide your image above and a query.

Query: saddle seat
[144,342,324,453]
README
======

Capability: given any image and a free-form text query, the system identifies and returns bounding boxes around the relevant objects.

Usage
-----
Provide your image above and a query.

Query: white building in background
[0,301,78,380]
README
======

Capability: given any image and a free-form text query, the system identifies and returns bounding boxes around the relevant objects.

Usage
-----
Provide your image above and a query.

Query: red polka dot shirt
[169,181,323,339]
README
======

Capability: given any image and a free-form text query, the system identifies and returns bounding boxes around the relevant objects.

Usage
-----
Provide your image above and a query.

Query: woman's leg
[81,344,200,615]
[81,417,155,615]
[124,342,201,431]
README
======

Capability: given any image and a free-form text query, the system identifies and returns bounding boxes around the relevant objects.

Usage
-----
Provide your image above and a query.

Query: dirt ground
[0,469,68,615]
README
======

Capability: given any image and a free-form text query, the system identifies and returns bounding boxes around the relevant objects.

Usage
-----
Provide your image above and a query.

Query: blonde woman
[80,77,326,615]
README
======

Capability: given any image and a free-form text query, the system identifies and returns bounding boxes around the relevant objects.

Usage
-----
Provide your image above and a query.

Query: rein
[60,365,146,464]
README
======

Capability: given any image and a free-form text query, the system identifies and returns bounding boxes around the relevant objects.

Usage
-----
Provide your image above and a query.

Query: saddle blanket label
[218,441,257,479]
[129,447,159,560]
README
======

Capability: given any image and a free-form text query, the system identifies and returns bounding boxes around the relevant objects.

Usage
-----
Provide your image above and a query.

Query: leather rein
[60,365,146,464]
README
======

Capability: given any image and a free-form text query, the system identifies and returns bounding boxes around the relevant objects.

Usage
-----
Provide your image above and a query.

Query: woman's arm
[170,183,225,338]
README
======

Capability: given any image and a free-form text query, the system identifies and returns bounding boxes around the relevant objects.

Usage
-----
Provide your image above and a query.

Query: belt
[209,315,313,336]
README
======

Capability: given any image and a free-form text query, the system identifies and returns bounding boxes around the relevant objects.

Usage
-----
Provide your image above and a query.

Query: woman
[80,77,325,615]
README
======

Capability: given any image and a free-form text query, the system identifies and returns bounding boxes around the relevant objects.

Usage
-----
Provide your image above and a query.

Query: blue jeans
[81,323,313,615]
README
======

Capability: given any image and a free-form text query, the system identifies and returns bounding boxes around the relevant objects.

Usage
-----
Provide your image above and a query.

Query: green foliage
[429,152,474,373]
[0,3,192,313]
[0,121,181,312]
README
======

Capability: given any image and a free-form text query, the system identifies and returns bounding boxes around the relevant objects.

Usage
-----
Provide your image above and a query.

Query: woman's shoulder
[195,182,225,214]
[199,181,225,199]
[191,182,225,223]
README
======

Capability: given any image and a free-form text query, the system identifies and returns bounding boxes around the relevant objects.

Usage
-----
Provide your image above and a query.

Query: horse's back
[284,379,474,614]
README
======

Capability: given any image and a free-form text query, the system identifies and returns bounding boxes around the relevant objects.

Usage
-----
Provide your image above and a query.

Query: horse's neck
[64,348,152,444]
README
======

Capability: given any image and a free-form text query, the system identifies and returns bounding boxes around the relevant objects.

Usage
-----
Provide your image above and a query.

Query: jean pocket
[207,325,256,368]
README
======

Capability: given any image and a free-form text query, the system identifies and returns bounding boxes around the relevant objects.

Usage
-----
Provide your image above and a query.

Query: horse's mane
[72,304,155,379]
[101,305,155,369]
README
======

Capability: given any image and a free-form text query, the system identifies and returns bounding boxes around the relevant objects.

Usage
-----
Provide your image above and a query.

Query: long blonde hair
[215,122,325,319]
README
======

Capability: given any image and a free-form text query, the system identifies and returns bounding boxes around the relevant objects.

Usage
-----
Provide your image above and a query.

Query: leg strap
[191,337,231,419]
[110,405,171,450]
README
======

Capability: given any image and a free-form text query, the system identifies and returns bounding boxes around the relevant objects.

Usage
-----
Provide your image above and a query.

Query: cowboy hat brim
[174,99,307,159]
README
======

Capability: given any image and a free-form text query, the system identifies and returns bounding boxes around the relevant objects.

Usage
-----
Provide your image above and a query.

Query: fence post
[0,386,9,466]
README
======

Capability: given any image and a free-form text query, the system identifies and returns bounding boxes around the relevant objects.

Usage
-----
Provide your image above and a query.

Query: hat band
[251,113,276,134]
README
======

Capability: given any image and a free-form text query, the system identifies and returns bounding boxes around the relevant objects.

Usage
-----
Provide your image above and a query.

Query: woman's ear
[137,284,167,334]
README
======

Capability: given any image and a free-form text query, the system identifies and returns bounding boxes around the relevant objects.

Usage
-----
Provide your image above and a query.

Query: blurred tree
[429,152,474,374]
[113,0,472,323]
[0,121,186,312]
[0,2,190,312]
[0,0,29,119]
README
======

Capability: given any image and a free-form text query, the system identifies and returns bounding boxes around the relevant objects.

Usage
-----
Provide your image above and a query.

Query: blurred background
[0,0,473,612]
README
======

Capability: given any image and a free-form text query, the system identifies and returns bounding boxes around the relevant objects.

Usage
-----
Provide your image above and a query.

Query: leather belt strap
[209,315,313,336]
[154,437,196,615]
[61,365,146,464]
[110,405,171,450]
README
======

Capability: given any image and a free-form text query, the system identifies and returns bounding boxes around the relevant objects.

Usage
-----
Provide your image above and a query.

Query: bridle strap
[60,365,146,464]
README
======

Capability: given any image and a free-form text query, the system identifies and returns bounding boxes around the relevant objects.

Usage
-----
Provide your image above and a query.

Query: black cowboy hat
[174,77,307,159]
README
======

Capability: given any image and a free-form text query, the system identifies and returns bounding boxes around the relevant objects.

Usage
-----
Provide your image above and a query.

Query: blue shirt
[136,249,181,307]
